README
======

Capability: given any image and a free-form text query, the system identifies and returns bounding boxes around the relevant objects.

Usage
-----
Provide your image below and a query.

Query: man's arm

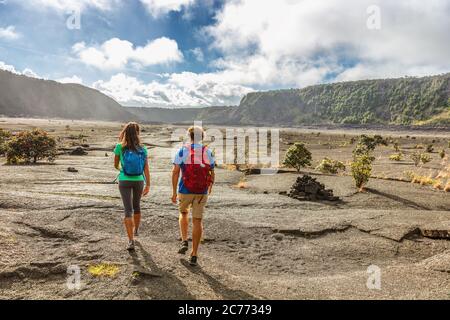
[171,164,181,204]
[208,169,215,194]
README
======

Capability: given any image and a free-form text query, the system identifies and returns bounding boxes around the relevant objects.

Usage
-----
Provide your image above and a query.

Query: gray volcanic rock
[288,175,339,201]
[70,147,88,156]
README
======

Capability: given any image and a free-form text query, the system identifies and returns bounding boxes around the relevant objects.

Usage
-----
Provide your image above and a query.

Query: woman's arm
[114,155,120,170]
[143,160,150,196]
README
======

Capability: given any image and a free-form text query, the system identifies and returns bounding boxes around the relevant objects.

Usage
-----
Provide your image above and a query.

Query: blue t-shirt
[173,144,215,194]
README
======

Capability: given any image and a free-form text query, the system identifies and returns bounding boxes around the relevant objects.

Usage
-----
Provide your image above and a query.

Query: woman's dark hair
[119,122,141,151]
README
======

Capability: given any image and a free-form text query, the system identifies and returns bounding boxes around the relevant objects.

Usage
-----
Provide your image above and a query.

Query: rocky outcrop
[70,147,88,156]
[288,175,339,201]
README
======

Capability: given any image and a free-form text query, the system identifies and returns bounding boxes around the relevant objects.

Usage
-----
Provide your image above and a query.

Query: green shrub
[352,135,387,158]
[351,154,372,191]
[420,153,431,165]
[426,144,434,153]
[439,149,446,159]
[410,151,431,166]
[6,129,57,164]
[393,142,400,152]
[283,142,312,173]
[0,128,12,156]
[315,157,346,174]
[389,153,403,161]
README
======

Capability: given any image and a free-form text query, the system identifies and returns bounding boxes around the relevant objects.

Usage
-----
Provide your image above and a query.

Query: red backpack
[182,145,212,194]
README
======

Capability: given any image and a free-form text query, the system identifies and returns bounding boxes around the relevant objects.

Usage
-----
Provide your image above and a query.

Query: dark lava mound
[288,175,339,201]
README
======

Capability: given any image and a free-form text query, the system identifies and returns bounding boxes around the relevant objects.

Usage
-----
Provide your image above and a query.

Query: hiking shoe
[178,240,188,254]
[127,240,135,251]
[189,256,198,266]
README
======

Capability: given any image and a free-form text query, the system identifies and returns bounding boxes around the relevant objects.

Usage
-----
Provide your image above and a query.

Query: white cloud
[15,0,196,17]
[0,26,20,40]
[204,0,450,87]
[139,0,195,17]
[22,68,39,78]
[56,75,83,84]
[73,37,183,70]
[93,72,252,108]
[190,47,204,62]
[16,0,118,11]
[0,62,42,79]
[0,61,18,73]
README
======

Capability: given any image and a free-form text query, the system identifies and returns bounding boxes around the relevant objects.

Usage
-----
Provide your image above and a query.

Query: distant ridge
[0,69,132,121]
[130,74,450,127]
[0,69,448,127]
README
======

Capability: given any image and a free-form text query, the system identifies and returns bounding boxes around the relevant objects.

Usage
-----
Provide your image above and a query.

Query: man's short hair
[188,126,204,142]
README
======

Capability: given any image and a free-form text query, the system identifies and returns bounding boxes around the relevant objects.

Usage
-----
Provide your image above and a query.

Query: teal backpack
[122,147,146,176]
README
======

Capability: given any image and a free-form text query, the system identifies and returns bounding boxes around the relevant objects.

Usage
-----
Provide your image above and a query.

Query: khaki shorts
[178,194,208,219]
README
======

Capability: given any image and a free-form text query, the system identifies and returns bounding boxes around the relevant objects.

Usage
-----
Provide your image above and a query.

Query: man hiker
[171,126,215,266]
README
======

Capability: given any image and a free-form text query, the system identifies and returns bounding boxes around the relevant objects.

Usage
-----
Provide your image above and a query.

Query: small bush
[420,153,432,165]
[283,142,312,173]
[0,128,12,156]
[389,153,403,161]
[352,134,386,158]
[426,144,434,153]
[88,263,120,278]
[351,154,372,191]
[315,157,346,174]
[393,142,400,152]
[411,151,431,166]
[6,129,57,164]
[439,149,446,159]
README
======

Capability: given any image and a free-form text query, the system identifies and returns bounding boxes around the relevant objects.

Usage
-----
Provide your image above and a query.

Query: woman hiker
[114,122,150,251]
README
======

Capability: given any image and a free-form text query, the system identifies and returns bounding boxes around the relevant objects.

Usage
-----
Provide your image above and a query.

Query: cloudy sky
[0,0,449,108]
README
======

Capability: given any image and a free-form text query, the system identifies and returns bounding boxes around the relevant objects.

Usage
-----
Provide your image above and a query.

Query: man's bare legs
[191,218,203,257]
[179,212,189,241]
[178,211,190,254]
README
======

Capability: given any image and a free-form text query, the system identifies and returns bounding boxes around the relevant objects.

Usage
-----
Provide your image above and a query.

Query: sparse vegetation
[6,129,57,164]
[88,263,120,278]
[351,154,372,191]
[426,144,434,153]
[393,142,400,152]
[315,157,346,174]
[283,142,312,173]
[352,134,387,160]
[350,135,384,191]
[439,149,446,159]
[0,128,11,156]
[410,151,431,166]
[389,153,403,161]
